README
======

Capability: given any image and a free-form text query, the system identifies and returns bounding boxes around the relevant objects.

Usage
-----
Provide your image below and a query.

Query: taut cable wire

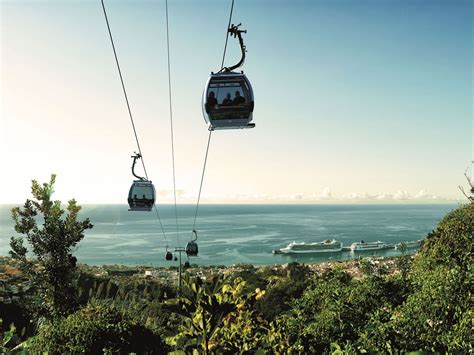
[221,0,235,70]
[192,131,212,231]
[191,0,235,234]
[165,0,181,247]
[101,0,148,180]
[101,0,168,246]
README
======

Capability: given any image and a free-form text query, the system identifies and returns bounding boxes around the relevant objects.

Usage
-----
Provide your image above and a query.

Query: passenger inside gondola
[204,78,253,122]
[129,185,154,207]
[207,91,217,109]
[222,93,233,105]
[233,90,245,104]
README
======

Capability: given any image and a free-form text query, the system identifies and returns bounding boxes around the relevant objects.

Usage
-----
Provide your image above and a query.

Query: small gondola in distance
[127,152,155,212]
[186,241,198,257]
[186,229,199,257]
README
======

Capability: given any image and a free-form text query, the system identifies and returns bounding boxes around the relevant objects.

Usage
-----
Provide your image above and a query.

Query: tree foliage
[167,274,285,354]
[419,201,473,269]
[255,262,310,322]
[380,201,474,352]
[9,175,93,319]
[5,176,473,353]
[0,318,19,353]
[280,267,399,353]
[29,303,166,354]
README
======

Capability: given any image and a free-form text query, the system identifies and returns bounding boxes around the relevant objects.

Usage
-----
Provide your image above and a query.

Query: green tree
[9,175,93,319]
[357,202,474,352]
[419,201,473,270]
[29,303,166,354]
[0,319,19,353]
[255,263,310,322]
[281,267,397,353]
[168,274,279,354]
[385,202,474,352]
[395,242,411,288]
[168,275,236,353]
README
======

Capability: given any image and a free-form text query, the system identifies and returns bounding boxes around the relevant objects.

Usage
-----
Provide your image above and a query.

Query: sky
[0,0,472,204]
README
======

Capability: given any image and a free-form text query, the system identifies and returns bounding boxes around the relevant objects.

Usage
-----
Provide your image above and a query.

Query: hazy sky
[0,0,472,204]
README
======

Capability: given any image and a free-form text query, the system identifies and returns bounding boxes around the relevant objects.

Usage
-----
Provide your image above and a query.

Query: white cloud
[375,193,393,200]
[153,187,449,203]
[414,189,438,200]
[393,190,410,200]
[320,187,332,199]
[346,192,372,200]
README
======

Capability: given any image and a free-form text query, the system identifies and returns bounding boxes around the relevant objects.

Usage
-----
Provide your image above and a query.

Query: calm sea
[0,204,456,267]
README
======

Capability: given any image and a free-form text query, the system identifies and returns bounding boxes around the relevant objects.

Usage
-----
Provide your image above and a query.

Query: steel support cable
[190,0,235,234]
[101,0,168,246]
[101,0,148,180]
[192,130,212,231]
[221,0,235,70]
[152,206,168,248]
[165,0,181,247]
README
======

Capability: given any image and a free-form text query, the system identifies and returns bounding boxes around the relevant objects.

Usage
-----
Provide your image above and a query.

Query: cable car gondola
[128,153,156,212]
[202,23,255,131]
[186,230,199,257]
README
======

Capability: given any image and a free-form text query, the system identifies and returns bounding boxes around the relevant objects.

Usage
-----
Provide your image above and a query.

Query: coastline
[0,204,451,267]
[0,254,408,299]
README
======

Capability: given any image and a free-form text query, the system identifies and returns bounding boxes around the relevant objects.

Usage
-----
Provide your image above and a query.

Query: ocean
[0,204,457,267]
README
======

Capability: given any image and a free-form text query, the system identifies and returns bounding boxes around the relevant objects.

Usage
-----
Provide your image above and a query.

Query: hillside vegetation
[1,177,472,353]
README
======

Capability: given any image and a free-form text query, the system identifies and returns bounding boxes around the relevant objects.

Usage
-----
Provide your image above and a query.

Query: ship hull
[350,241,389,251]
[279,240,343,254]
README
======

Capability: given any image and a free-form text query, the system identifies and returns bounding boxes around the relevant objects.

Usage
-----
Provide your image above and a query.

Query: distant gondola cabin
[128,180,155,211]
[202,72,254,130]
[186,241,198,257]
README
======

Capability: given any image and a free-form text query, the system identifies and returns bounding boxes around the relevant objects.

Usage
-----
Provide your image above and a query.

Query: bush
[358,202,474,352]
[387,264,473,352]
[280,266,405,353]
[9,175,93,319]
[1,318,21,353]
[30,303,166,354]
[256,279,307,321]
[419,202,473,269]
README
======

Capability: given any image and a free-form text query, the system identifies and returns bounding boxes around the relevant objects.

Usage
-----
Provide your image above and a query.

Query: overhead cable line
[101,0,148,180]
[191,131,212,231]
[191,0,235,233]
[165,0,181,247]
[221,0,235,70]
[101,0,168,247]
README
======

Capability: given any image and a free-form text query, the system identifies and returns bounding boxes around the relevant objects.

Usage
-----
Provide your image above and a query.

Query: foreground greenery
[1,177,472,353]
[9,174,92,320]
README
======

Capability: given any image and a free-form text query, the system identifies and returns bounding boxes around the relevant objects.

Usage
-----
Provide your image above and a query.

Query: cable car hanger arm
[131,152,146,181]
[221,23,247,73]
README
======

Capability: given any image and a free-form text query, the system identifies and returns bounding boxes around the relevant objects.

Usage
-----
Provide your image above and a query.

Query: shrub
[9,175,93,319]
[419,202,473,269]
[30,303,166,354]
[360,202,474,352]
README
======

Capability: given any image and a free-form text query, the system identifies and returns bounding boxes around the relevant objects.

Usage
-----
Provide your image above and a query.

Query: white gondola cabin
[128,180,155,211]
[202,72,255,130]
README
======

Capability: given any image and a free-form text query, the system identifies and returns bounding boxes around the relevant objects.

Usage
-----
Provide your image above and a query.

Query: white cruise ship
[394,240,423,250]
[279,239,343,254]
[350,240,387,251]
